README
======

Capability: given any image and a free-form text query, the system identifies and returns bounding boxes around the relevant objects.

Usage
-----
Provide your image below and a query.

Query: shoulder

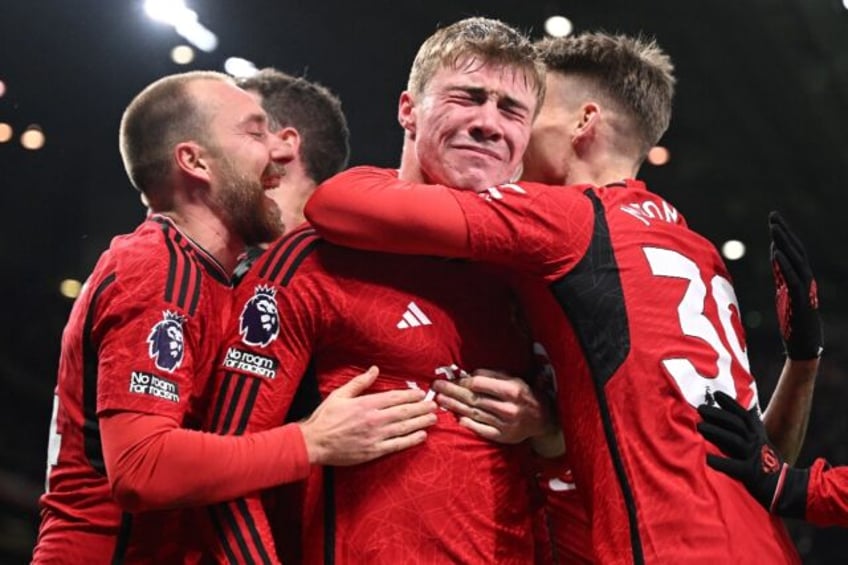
[247,225,325,289]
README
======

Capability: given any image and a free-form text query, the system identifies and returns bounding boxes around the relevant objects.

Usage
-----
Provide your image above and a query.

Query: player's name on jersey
[222,347,278,379]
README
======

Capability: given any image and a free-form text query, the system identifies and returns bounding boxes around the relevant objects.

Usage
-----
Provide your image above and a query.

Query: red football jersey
[205,225,537,564]
[33,215,231,564]
[306,168,802,564]
[805,458,848,527]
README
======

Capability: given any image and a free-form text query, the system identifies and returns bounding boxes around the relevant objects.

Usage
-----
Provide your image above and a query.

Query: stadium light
[144,0,218,52]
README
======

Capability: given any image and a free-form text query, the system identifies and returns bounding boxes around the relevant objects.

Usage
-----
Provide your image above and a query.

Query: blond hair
[407,17,545,111]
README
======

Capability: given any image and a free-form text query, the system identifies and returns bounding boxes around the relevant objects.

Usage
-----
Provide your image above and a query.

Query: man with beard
[202,20,555,564]
[33,71,436,564]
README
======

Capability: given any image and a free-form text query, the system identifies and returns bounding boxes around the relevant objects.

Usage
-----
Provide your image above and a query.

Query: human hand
[769,211,822,360]
[299,366,437,466]
[431,369,555,444]
[697,390,807,517]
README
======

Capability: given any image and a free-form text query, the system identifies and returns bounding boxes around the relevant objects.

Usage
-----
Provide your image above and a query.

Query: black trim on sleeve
[82,272,117,475]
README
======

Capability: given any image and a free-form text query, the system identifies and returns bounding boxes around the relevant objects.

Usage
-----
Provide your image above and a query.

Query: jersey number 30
[644,247,756,410]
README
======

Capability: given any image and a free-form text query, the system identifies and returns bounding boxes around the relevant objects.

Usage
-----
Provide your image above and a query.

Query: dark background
[1,0,847,562]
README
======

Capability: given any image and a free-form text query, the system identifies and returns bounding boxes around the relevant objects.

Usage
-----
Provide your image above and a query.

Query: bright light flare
[721,239,746,261]
[144,0,192,26]
[545,16,573,38]
[0,122,12,143]
[144,0,218,52]
[21,126,45,150]
[225,57,258,78]
[0,80,6,98]
[647,146,670,166]
[60,279,83,299]
[171,45,195,65]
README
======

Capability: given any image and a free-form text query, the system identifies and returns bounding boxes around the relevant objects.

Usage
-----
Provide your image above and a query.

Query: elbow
[110,474,147,512]
[111,476,158,513]
[109,471,174,513]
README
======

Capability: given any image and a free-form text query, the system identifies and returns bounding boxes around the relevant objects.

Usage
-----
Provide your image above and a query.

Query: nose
[469,100,504,143]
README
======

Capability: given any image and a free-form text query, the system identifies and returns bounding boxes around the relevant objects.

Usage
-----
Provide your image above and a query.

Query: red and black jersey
[205,224,537,564]
[33,215,232,564]
[306,167,802,564]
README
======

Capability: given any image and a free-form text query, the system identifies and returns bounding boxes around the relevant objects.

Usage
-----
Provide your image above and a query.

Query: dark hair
[537,33,675,156]
[119,71,231,206]
[238,68,350,183]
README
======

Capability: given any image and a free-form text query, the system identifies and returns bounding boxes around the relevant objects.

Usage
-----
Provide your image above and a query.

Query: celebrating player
[306,33,811,563]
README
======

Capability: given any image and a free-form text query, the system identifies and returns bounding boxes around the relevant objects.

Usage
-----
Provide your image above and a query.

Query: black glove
[697,391,809,518]
[769,211,822,360]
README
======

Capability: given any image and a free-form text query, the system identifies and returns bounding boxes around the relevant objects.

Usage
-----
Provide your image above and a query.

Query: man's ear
[398,91,417,136]
[573,102,600,145]
[174,141,211,183]
[274,127,300,164]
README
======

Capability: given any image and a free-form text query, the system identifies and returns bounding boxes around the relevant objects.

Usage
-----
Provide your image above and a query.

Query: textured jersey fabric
[205,225,537,564]
[308,167,801,564]
[34,215,232,563]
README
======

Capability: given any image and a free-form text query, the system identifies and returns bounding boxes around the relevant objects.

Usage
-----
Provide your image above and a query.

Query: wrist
[297,421,324,466]
[771,465,809,519]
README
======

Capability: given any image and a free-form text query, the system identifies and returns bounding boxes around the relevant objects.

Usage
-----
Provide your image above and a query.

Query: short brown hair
[238,68,350,184]
[119,71,232,205]
[536,33,675,157]
[407,17,545,111]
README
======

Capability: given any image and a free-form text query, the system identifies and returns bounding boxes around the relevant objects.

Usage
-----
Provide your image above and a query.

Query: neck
[397,133,427,182]
[156,202,244,274]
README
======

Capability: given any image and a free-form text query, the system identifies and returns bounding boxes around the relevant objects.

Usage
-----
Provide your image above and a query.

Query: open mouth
[261,175,282,189]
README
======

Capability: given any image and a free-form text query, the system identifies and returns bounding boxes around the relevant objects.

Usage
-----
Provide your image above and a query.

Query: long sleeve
[305,166,472,257]
[101,411,309,512]
[805,458,848,527]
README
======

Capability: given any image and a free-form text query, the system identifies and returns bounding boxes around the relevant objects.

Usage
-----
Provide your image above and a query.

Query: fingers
[773,249,803,296]
[711,391,749,421]
[376,399,438,424]
[371,430,429,458]
[465,370,530,401]
[375,411,438,440]
[697,421,749,459]
[435,392,504,428]
[706,453,748,480]
[332,366,380,398]
[697,403,748,437]
[457,416,503,442]
[769,213,810,270]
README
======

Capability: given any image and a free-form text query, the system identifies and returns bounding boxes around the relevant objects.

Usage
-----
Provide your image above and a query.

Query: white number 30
[643,247,757,410]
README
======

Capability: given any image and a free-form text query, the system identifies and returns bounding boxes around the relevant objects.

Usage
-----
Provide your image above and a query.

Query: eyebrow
[238,112,269,128]
[447,85,531,115]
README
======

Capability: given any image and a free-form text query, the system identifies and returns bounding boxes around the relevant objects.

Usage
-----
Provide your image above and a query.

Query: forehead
[191,79,267,125]
[427,56,537,101]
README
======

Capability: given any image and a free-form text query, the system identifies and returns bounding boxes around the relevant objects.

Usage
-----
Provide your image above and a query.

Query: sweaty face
[522,72,577,185]
[409,57,537,191]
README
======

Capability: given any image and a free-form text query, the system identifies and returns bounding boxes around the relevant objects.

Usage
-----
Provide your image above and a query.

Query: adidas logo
[396,301,432,329]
